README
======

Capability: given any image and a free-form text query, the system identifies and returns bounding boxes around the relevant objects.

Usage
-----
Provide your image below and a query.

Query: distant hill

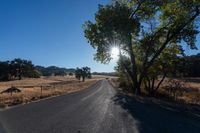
[92,72,117,77]
[36,66,75,76]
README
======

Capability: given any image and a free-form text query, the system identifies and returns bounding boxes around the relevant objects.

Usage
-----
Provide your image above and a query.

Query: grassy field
[0,75,109,108]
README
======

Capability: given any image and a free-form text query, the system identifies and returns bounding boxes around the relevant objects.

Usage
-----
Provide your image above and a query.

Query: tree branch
[154,72,167,92]
[129,0,144,19]
[119,50,134,83]
[138,7,200,88]
[146,8,200,70]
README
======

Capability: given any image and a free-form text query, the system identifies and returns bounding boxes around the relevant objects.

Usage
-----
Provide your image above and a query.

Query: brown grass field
[0,75,110,108]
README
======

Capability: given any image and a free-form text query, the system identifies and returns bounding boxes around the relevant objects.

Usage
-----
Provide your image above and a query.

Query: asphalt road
[0,80,199,133]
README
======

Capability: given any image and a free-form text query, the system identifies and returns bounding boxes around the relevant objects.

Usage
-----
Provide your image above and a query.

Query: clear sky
[0,0,199,72]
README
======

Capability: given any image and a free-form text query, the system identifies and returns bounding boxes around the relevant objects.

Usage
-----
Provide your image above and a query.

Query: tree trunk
[119,49,135,92]
[154,73,167,93]
[150,78,155,96]
[82,76,85,82]
[127,33,140,95]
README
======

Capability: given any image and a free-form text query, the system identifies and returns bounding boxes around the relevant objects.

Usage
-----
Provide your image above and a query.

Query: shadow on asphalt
[112,92,200,133]
[0,121,6,133]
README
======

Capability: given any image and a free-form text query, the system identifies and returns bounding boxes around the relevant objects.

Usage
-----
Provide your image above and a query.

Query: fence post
[41,86,43,95]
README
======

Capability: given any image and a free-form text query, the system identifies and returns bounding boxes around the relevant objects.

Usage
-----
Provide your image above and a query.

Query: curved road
[0,80,199,133]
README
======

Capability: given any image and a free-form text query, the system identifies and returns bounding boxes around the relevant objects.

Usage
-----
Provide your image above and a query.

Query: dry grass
[157,78,200,104]
[0,76,101,108]
[108,77,120,88]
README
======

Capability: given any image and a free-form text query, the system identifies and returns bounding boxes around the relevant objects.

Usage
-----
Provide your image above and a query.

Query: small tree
[68,72,73,76]
[165,79,185,101]
[75,68,82,81]
[75,67,91,82]
[81,67,91,82]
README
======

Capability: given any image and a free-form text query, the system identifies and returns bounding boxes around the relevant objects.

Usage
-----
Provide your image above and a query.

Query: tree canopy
[83,0,200,95]
[0,58,41,81]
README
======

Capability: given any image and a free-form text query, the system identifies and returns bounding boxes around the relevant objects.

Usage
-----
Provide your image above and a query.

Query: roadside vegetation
[84,0,200,104]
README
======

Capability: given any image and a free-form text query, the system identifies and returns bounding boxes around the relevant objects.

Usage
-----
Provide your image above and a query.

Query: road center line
[81,85,103,101]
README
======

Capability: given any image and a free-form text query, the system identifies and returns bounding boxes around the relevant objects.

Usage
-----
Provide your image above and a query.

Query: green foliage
[142,43,183,95]
[115,56,133,91]
[84,0,200,95]
[0,61,11,81]
[68,72,73,76]
[0,59,41,81]
[75,67,91,82]
[75,68,82,81]
[83,2,140,63]
[159,0,200,49]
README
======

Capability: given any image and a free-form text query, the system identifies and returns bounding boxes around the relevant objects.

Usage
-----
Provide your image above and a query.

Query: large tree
[10,58,38,80]
[83,0,200,95]
[0,58,40,81]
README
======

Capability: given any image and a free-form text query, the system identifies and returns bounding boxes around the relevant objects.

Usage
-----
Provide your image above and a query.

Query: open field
[0,75,110,108]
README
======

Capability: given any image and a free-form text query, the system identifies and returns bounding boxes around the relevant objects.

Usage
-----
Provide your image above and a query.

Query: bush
[165,79,185,100]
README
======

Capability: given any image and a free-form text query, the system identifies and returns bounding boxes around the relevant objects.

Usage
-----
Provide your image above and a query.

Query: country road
[0,80,199,133]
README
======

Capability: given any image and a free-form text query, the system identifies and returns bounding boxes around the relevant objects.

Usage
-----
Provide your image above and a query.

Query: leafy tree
[0,61,11,81]
[75,67,91,82]
[115,56,132,91]
[68,72,74,76]
[75,68,82,81]
[9,58,39,80]
[83,0,200,95]
[81,67,92,82]
[0,59,40,81]
[142,43,183,96]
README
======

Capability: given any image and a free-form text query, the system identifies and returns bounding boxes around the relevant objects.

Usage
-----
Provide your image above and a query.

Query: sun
[111,47,119,59]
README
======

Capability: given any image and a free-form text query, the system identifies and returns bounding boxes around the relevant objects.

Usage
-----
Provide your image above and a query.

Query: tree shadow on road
[0,119,6,133]
[112,91,200,133]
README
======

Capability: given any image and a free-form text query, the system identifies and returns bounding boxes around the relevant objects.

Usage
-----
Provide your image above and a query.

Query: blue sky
[0,0,199,72]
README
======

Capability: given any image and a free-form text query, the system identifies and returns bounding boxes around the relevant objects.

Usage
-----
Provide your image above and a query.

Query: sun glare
[111,47,119,59]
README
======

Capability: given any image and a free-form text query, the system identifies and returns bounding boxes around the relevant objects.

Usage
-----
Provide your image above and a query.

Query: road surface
[0,80,199,133]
